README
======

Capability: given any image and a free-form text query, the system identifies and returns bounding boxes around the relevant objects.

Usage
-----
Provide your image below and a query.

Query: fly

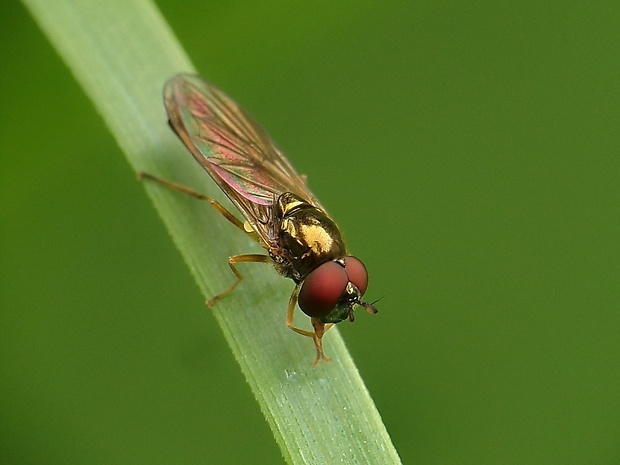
[140,74,378,364]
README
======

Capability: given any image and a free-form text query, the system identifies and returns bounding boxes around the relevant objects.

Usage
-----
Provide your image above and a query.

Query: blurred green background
[2,1,619,464]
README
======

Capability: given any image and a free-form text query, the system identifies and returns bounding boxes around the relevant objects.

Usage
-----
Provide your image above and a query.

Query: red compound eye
[298,261,348,318]
[343,256,368,295]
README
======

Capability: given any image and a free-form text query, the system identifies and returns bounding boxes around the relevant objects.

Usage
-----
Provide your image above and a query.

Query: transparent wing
[164,74,325,245]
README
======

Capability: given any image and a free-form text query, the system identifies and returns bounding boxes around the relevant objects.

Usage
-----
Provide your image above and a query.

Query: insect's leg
[285,284,332,364]
[137,172,252,237]
[207,253,271,307]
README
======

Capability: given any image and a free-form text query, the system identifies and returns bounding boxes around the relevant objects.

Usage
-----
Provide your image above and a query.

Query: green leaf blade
[22,0,402,463]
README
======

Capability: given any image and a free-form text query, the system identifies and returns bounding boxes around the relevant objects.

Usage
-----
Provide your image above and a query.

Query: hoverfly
[142,74,377,364]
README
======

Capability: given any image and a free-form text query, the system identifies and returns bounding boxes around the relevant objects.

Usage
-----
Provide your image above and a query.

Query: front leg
[285,283,333,364]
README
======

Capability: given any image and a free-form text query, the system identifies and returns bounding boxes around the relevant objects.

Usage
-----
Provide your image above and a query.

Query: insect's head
[298,256,378,324]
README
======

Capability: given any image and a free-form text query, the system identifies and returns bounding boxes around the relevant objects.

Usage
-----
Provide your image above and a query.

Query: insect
[142,74,378,364]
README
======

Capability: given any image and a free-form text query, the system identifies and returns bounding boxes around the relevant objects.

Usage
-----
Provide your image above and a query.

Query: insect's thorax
[272,193,346,282]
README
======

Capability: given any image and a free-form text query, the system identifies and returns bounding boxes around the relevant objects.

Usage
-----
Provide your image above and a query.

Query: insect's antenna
[361,301,379,315]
